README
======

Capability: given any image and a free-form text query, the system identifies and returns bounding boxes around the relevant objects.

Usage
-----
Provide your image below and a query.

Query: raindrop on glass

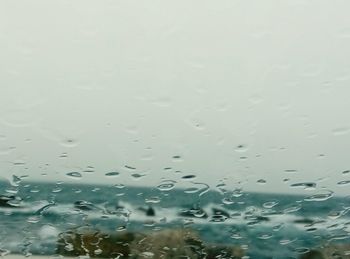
[105,171,120,177]
[66,172,82,179]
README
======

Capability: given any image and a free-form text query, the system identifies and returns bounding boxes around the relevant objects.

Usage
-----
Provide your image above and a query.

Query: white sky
[1,1,350,195]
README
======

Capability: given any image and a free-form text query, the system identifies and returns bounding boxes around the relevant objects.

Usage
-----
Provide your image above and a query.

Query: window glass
[1,1,350,258]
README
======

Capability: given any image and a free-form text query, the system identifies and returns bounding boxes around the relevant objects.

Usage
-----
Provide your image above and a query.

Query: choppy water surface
[0,181,349,258]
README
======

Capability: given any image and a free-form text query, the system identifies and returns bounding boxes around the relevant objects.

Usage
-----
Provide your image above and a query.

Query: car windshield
[1,1,350,259]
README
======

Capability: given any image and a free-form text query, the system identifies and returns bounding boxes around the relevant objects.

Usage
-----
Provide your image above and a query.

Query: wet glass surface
[1,1,350,258]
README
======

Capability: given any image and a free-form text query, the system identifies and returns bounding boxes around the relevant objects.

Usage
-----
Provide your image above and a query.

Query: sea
[0,180,349,258]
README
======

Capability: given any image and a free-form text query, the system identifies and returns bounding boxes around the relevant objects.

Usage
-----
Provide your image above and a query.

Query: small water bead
[83,166,95,173]
[52,187,62,193]
[116,226,127,232]
[284,169,298,174]
[27,216,40,223]
[332,127,350,136]
[222,197,234,205]
[60,138,78,148]
[272,223,284,232]
[284,204,302,213]
[337,180,350,186]
[94,249,103,255]
[328,210,344,220]
[131,173,146,179]
[232,189,243,197]
[124,165,136,170]
[304,191,333,202]
[193,210,207,218]
[113,184,125,189]
[230,233,243,239]
[181,174,196,180]
[105,171,120,177]
[145,196,161,204]
[294,247,310,255]
[290,182,316,189]
[257,179,266,184]
[6,187,18,194]
[184,187,200,194]
[279,238,296,245]
[263,201,279,209]
[66,172,82,179]
[172,155,183,162]
[235,144,248,153]
[330,234,350,241]
[257,233,273,240]
[157,181,175,191]
[210,214,228,222]
[13,161,26,166]
[59,153,68,158]
[342,170,350,175]
[30,187,41,193]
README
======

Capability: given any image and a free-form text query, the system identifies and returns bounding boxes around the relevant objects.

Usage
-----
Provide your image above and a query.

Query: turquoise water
[0,181,349,258]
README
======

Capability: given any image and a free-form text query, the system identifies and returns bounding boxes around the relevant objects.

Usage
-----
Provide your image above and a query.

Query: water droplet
[342,170,350,175]
[83,166,95,174]
[257,234,273,240]
[0,146,16,155]
[263,201,278,209]
[13,160,26,166]
[279,238,296,245]
[124,165,136,170]
[59,152,68,158]
[113,184,125,189]
[184,187,200,194]
[131,173,146,179]
[157,181,176,191]
[27,216,40,224]
[145,196,161,204]
[257,179,267,184]
[172,155,183,162]
[337,180,350,186]
[60,138,78,148]
[232,188,243,197]
[235,145,248,153]
[222,197,234,205]
[230,233,243,239]
[284,169,298,174]
[284,204,302,213]
[304,190,333,202]
[52,187,62,193]
[294,247,310,255]
[105,171,120,177]
[332,127,349,136]
[116,226,127,232]
[290,182,316,189]
[30,187,41,193]
[210,214,228,222]
[181,174,196,180]
[66,172,82,179]
[328,210,344,220]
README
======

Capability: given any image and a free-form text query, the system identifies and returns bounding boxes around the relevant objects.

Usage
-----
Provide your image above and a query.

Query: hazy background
[1,1,350,195]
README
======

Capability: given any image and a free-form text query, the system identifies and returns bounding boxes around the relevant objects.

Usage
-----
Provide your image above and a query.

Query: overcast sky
[1,1,350,195]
